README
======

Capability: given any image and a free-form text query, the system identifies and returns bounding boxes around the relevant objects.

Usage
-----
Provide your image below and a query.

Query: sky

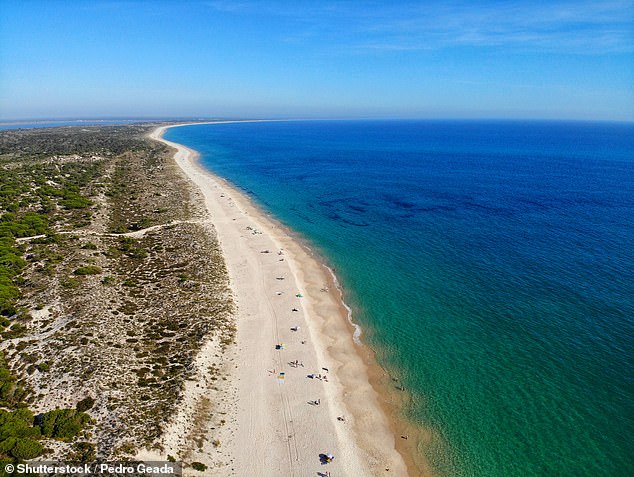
[0,0,633,121]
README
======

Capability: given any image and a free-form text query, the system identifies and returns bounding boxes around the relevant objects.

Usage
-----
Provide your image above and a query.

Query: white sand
[148,124,409,477]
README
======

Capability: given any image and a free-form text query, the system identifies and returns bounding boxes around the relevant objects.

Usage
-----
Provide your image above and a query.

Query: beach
[149,124,410,476]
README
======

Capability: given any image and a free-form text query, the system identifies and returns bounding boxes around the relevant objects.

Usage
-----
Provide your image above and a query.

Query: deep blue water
[166,120,634,476]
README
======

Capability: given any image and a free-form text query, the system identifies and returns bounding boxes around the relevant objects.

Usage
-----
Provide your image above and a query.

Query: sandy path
[150,124,409,477]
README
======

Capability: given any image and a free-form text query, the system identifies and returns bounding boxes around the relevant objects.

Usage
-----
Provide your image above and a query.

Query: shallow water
[166,120,634,476]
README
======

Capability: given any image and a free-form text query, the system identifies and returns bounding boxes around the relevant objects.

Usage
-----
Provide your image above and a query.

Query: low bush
[76,397,95,412]
[61,277,80,288]
[70,441,96,463]
[39,409,91,440]
[9,437,42,459]
[191,462,207,472]
[73,266,102,276]
[0,354,27,407]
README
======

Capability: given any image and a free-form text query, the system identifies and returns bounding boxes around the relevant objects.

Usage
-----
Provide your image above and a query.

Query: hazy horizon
[1,0,633,121]
[1,116,633,125]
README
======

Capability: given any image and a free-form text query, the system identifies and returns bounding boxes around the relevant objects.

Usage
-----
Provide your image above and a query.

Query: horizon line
[1,116,633,125]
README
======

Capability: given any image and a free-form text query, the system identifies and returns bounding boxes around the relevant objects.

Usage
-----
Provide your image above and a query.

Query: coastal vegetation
[0,125,235,463]
[191,461,207,472]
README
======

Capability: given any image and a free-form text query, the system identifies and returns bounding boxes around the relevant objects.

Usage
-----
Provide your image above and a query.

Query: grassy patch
[73,266,102,276]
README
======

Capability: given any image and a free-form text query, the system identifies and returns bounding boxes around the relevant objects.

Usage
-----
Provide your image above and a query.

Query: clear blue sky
[1,0,633,121]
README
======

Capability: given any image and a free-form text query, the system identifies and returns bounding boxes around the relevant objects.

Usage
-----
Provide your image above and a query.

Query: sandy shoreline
[149,124,410,476]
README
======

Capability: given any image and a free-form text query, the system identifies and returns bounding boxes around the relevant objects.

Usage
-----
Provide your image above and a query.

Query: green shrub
[0,212,48,238]
[1,322,26,340]
[117,237,147,258]
[0,437,16,454]
[191,462,207,472]
[0,354,28,407]
[0,409,40,443]
[39,409,91,440]
[61,277,80,288]
[75,397,95,412]
[73,266,102,276]
[129,218,151,231]
[36,362,51,372]
[0,457,14,477]
[9,437,42,459]
[60,192,91,209]
[0,279,20,317]
[0,253,26,273]
[70,441,96,463]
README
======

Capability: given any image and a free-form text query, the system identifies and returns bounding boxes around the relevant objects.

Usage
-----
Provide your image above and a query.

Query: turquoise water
[165,120,634,476]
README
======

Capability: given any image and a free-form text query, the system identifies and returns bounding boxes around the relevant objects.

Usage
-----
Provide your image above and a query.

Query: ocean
[165,120,634,476]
